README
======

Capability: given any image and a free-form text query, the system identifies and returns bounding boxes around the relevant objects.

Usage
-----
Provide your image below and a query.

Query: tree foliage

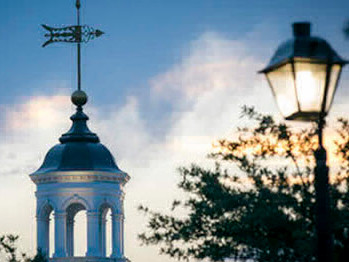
[0,235,47,262]
[139,107,349,262]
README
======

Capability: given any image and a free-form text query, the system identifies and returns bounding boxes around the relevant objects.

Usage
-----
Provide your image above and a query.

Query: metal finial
[41,0,104,103]
[72,90,88,106]
[76,0,81,9]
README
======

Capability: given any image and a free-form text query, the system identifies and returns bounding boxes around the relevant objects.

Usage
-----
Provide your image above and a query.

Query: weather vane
[42,0,104,93]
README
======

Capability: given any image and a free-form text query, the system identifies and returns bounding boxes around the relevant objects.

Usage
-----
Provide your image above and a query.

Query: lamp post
[259,22,347,262]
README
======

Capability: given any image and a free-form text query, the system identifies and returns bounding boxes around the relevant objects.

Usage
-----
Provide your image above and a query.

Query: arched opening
[49,211,55,257]
[105,209,112,256]
[99,204,113,257]
[38,202,54,258]
[66,203,87,257]
[74,210,87,256]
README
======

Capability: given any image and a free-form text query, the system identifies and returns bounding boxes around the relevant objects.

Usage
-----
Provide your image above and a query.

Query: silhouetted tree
[139,107,349,262]
[0,235,47,262]
[30,250,47,262]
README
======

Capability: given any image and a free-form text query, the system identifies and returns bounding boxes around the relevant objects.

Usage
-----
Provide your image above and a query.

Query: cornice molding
[30,171,130,185]
[36,191,124,199]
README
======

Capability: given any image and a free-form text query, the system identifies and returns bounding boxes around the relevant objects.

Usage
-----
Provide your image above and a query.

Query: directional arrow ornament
[42,24,104,47]
[42,0,104,91]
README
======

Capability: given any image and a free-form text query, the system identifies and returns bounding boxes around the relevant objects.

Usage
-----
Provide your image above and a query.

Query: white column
[121,214,124,256]
[53,211,67,257]
[66,217,74,256]
[111,213,124,258]
[99,217,107,257]
[86,211,101,257]
[37,216,49,257]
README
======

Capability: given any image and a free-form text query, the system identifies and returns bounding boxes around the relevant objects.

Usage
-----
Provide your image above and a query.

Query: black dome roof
[33,106,123,175]
[260,22,347,73]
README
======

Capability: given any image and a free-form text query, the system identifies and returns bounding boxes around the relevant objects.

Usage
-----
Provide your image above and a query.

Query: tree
[139,107,349,262]
[30,250,47,262]
[0,235,47,262]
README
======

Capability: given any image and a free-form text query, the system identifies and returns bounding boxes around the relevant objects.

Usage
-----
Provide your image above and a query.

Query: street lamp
[259,22,347,262]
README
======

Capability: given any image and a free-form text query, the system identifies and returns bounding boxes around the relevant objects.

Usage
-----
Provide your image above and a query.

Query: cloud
[0,94,73,258]
[151,32,263,101]
[150,31,277,163]
[0,95,72,177]
[4,95,70,131]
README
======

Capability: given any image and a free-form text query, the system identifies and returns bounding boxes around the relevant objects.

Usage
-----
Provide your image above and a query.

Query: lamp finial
[293,22,311,37]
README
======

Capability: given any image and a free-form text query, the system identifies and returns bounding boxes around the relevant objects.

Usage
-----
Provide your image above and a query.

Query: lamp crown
[293,22,311,37]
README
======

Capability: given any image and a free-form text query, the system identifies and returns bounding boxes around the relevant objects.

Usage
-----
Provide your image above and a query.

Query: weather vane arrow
[41,24,104,48]
[42,0,104,91]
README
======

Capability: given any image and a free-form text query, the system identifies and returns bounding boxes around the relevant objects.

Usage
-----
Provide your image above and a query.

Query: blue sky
[1,1,349,261]
[1,0,348,107]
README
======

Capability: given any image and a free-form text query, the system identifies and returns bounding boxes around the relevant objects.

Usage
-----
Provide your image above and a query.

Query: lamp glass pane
[266,63,298,118]
[294,62,327,112]
[325,64,341,112]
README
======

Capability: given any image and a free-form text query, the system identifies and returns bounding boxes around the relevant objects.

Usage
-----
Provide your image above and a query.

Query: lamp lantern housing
[260,22,347,121]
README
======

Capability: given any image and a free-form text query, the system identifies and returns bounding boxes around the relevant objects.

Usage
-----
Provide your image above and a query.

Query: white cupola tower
[30,91,129,262]
[31,1,129,261]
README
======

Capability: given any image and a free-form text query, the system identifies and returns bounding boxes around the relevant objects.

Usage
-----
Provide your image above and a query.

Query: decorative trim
[61,194,91,211]
[98,198,119,214]
[87,211,100,217]
[49,257,129,262]
[36,191,124,199]
[54,211,67,219]
[30,171,130,185]
[36,217,50,222]
[111,214,124,220]
[37,199,55,218]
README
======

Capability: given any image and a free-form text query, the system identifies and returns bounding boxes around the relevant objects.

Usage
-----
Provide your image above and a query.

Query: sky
[0,0,349,261]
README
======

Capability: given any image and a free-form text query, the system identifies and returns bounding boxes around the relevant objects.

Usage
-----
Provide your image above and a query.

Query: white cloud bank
[0,31,291,262]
